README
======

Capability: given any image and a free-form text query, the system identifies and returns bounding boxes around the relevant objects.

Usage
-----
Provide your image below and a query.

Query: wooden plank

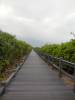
[1,51,75,100]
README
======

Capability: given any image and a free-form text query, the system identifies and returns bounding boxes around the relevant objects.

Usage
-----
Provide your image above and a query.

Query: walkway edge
[0,53,30,96]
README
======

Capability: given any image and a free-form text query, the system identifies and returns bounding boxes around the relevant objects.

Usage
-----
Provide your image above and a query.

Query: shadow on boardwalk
[1,50,75,100]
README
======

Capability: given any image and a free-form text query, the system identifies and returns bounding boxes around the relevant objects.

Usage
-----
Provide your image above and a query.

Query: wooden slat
[1,50,75,100]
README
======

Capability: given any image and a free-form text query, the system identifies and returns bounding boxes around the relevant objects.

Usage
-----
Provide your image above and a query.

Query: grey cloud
[0,0,75,46]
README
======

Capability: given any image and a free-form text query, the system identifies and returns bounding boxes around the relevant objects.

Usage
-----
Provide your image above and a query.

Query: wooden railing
[36,51,75,92]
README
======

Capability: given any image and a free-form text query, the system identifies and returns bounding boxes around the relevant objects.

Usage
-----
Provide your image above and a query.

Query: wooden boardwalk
[1,51,75,100]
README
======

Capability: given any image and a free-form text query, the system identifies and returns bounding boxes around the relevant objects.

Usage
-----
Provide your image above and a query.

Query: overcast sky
[0,0,75,46]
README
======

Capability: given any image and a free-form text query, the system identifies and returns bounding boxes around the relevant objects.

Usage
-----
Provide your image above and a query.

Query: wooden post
[73,64,75,92]
[48,55,50,64]
[51,57,55,70]
[59,57,63,78]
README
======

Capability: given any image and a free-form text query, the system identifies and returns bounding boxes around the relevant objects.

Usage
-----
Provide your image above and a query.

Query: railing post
[48,55,50,64]
[59,57,63,78]
[73,64,75,92]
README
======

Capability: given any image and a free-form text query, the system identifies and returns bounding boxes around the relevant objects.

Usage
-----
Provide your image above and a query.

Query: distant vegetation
[0,30,32,74]
[35,39,75,63]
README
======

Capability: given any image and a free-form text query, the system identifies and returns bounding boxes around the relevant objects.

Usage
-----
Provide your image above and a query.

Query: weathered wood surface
[1,50,75,100]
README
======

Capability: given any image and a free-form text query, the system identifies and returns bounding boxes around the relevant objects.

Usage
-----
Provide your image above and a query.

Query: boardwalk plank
[1,50,75,100]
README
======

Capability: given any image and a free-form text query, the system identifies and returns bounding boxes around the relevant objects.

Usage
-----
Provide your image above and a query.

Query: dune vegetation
[0,30,31,79]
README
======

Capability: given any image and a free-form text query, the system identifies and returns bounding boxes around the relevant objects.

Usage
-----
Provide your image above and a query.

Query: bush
[35,39,75,63]
[0,30,32,73]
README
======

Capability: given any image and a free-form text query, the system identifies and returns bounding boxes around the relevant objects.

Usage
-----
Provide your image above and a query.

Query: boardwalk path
[1,51,75,100]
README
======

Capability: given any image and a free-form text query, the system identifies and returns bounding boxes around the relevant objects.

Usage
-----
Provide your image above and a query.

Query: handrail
[36,51,75,92]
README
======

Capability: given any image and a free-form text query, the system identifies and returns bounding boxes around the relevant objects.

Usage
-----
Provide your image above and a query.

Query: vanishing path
[1,50,75,100]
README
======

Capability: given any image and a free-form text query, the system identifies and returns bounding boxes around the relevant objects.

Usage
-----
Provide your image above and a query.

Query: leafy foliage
[0,31,32,73]
[35,39,75,63]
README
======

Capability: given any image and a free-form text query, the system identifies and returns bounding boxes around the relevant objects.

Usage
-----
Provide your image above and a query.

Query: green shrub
[0,30,32,73]
[35,39,75,63]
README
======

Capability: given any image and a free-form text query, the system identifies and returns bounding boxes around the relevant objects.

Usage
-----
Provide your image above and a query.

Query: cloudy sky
[0,0,75,46]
